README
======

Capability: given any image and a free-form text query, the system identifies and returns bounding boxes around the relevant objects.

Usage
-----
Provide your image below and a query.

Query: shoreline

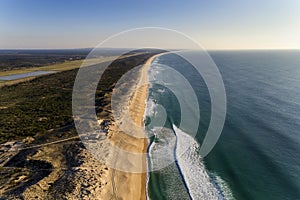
[102,54,158,200]
[142,54,162,200]
[141,55,158,199]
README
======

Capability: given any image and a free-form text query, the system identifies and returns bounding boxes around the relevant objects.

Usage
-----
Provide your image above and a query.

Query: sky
[0,0,299,50]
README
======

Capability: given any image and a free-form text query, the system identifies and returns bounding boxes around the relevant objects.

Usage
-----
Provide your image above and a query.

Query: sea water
[146,50,300,200]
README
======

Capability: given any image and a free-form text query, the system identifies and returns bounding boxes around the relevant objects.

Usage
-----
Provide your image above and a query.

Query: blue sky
[0,0,299,49]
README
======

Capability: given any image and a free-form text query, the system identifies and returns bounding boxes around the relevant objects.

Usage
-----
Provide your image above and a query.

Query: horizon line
[0,47,300,51]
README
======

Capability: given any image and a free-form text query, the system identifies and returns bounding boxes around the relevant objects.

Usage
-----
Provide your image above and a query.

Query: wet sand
[101,55,157,200]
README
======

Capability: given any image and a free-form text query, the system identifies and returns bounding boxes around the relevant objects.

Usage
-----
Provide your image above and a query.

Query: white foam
[209,172,235,200]
[145,54,232,199]
[173,124,225,200]
[147,127,192,199]
[157,88,165,94]
[145,98,156,117]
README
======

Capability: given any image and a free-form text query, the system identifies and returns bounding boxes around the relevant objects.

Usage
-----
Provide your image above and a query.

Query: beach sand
[101,55,156,200]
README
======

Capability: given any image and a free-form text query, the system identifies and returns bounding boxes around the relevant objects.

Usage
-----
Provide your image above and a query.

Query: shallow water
[0,71,56,81]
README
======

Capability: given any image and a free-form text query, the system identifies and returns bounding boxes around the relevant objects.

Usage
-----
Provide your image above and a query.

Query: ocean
[145,50,300,200]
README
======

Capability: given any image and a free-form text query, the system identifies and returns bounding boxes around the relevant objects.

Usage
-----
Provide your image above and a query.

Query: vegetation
[0,49,90,72]
[0,51,160,144]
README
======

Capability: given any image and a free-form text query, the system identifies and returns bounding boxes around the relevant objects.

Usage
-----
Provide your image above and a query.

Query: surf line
[170,119,193,200]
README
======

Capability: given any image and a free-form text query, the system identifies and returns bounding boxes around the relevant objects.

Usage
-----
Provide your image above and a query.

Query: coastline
[141,55,158,199]
[102,54,157,200]
[142,54,161,200]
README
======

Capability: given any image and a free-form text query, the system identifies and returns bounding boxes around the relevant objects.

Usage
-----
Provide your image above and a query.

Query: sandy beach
[100,55,157,200]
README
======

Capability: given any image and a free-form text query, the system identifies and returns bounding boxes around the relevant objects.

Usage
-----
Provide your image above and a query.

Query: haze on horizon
[0,0,299,50]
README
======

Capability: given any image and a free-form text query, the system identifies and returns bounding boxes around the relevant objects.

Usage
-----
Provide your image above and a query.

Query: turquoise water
[146,50,300,200]
[0,70,56,81]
